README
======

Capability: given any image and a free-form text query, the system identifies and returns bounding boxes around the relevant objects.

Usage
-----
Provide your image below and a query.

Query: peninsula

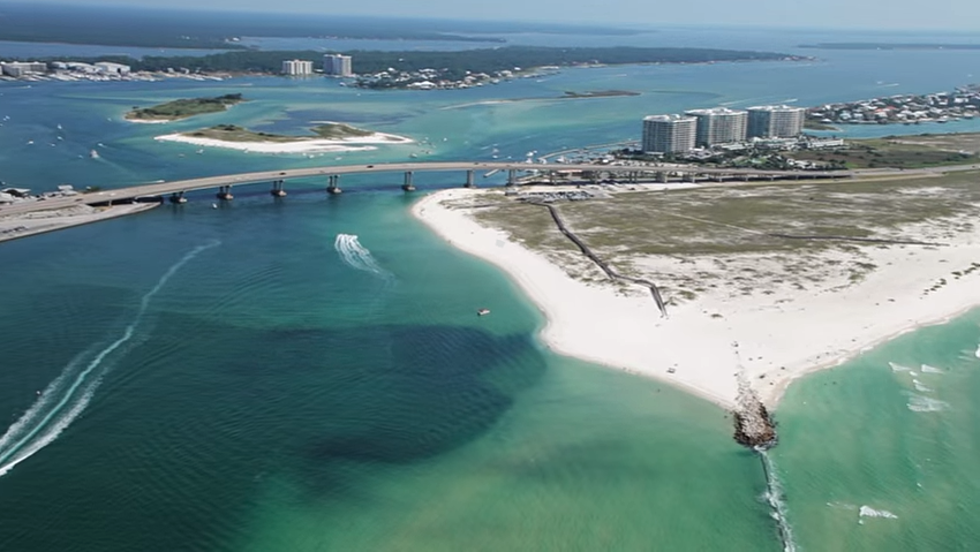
[411,143,980,425]
[125,94,246,122]
[155,122,412,153]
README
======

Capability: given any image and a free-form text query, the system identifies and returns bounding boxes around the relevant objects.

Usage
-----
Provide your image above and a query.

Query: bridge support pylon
[401,171,416,192]
[464,170,476,188]
[270,179,287,197]
[506,169,517,186]
[216,185,234,201]
[326,175,342,195]
[169,191,187,204]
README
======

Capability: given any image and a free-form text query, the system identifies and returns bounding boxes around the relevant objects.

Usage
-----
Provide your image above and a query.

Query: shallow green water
[773,311,980,550]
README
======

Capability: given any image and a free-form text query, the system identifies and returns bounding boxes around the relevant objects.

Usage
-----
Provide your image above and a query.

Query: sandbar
[154,130,412,154]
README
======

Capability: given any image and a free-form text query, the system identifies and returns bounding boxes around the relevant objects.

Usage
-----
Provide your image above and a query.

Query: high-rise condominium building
[684,107,748,146]
[281,60,313,76]
[747,105,806,138]
[323,54,353,77]
[642,114,697,153]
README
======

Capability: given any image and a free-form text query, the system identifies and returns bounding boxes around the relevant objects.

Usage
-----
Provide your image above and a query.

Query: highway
[0,161,857,216]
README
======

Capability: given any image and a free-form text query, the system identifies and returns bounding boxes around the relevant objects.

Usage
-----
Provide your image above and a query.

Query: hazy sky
[25,0,980,30]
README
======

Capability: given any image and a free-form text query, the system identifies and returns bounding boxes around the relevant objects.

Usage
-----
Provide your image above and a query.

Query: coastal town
[806,84,980,126]
[0,60,227,82]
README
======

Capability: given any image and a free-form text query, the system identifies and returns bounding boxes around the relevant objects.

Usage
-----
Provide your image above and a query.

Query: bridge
[0,161,855,216]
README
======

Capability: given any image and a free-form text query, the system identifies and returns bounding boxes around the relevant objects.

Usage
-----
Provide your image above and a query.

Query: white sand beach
[413,187,980,410]
[155,130,413,154]
[126,118,173,124]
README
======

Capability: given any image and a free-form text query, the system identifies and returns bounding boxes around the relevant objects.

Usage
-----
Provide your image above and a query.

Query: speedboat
[477,308,490,316]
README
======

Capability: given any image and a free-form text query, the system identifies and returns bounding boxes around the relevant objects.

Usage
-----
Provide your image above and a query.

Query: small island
[561,90,640,99]
[125,94,246,123]
[154,122,412,153]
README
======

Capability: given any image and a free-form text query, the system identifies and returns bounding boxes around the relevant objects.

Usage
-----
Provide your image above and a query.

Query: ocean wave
[759,451,798,552]
[0,240,219,477]
[859,505,899,520]
[912,379,933,393]
[907,394,949,413]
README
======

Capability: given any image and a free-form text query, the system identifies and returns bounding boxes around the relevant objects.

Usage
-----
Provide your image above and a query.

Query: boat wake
[0,240,219,477]
[759,450,798,552]
[334,234,394,283]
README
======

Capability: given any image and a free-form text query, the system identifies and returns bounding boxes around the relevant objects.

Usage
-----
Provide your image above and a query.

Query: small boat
[477,308,490,316]
[211,203,218,209]
[89,149,99,159]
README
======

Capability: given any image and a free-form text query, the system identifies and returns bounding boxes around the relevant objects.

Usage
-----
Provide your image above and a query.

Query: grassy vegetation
[184,123,375,143]
[311,123,374,139]
[125,94,245,121]
[790,133,980,169]
[469,171,980,300]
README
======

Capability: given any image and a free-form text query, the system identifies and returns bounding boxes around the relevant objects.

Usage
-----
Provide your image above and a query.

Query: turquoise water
[773,311,980,550]
[2,27,980,550]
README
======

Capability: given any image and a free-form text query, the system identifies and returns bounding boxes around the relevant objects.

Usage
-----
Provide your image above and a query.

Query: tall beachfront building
[684,107,748,146]
[642,114,697,153]
[747,105,806,138]
[281,60,313,76]
[323,54,353,77]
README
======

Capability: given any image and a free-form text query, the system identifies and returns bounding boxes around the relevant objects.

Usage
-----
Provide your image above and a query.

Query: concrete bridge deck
[0,161,858,216]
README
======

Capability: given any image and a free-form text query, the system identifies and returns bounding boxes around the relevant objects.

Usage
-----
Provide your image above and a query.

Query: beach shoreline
[0,202,160,243]
[412,187,980,410]
[125,117,173,124]
[154,130,413,154]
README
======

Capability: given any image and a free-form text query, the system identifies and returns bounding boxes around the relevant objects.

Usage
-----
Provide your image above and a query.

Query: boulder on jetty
[732,376,778,449]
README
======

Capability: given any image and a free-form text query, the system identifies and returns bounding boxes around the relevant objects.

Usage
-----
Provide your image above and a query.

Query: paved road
[0,161,858,216]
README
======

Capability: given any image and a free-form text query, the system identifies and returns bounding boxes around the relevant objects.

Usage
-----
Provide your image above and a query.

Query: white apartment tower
[642,114,697,153]
[747,105,806,138]
[684,107,748,146]
[323,54,353,77]
[281,59,313,76]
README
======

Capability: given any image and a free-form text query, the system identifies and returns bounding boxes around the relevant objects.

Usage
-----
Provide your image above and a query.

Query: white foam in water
[912,379,933,393]
[889,362,912,372]
[975,344,980,359]
[334,234,393,281]
[907,394,949,413]
[0,241,219,477]
[759,451,798,552]
[859,505,899,521]
[920,364,943,374]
